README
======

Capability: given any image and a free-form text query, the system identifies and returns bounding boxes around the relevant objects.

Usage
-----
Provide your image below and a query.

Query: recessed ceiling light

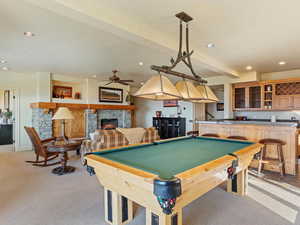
[278,61,286,65]
[0,59,6,64]
[207,43,215,48]
[2,66,9,71]
[92,75,97,78]
[24,31,35,37]
[139,62,144,66]
[246,66,253,70]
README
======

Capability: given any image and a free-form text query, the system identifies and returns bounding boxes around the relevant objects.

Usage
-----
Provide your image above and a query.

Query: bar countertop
[195,119,299,127]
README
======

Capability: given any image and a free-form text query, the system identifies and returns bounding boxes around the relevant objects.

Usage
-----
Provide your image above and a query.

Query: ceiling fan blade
[118,81,129,85]
[105,81,113,86]
[119,80,134,82]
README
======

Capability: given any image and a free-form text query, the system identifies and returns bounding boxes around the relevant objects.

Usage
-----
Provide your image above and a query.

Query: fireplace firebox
[101,119,118,129]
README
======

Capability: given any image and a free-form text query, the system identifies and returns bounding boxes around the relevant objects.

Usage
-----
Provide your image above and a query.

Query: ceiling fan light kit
[134,12,217,103]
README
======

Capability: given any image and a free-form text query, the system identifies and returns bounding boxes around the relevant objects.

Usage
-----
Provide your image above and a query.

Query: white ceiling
[82,0,300,73]
[1,0,300,84]
[0,0,223,84]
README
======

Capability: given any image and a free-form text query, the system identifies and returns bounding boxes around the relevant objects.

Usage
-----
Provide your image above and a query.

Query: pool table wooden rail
[85,139,262,225]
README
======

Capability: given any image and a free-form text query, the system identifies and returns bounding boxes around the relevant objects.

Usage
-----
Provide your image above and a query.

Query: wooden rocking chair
[24,127,59,167]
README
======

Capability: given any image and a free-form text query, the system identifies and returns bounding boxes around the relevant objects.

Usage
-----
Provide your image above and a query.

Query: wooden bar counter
[197,122,299,175]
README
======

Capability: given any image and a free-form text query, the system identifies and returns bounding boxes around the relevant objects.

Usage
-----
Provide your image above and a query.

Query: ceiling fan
[104,70,134,86]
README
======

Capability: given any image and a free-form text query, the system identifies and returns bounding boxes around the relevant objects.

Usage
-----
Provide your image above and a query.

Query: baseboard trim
[15,145,32,152]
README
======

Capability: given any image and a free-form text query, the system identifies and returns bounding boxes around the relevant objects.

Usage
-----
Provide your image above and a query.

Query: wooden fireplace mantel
[30,102,136,111]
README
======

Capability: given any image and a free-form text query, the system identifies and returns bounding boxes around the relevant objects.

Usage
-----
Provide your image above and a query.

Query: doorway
[0,89,16,152]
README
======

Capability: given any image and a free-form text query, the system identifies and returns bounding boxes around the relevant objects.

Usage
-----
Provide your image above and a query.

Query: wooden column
[146,209,183,225]
[227,169,248,196]
[104,188,133,225]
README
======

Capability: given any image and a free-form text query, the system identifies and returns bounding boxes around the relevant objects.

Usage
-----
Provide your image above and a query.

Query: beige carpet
[0,151,299,225]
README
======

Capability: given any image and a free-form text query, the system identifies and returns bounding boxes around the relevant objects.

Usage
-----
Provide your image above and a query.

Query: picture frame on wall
[52,85,73,98]
[163,100,178,107]
[99,87,123,103]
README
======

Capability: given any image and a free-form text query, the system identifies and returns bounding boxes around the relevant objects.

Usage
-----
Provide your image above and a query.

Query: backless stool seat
[201,133,220,138]
[187,131,199,136]
[258,138,286,176]
[227,136,248,140]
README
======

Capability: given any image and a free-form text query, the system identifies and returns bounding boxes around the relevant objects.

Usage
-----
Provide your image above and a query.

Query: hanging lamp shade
[175,80,203,100]
[133,74,182,100]
[192,84,219,103]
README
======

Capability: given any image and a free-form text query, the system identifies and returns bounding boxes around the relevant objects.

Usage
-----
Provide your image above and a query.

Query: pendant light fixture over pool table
[134,12,218,103]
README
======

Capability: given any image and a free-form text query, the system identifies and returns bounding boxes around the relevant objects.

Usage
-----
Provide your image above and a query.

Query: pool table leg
[104,188,133,225]
[146,208,183,225]
[227,168,248,196]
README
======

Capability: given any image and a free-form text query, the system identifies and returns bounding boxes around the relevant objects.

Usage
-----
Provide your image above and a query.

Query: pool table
[85,136,262,225]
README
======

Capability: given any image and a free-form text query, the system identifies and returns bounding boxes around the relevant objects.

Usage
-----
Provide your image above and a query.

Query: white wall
[36,72,51,102]
[206,71,260,86]
[0,71,37,151]
[261,69,300,80]
[206,85,224,120]
[0,90,4,110]
[135,98,194,132]
[234,110,300,120]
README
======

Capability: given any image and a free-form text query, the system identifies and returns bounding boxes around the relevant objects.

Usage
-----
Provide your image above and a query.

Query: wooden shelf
[30,102,136,111]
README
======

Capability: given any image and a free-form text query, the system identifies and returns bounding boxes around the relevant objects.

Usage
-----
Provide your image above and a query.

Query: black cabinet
[0,124,13,145]
[153,117,186,139]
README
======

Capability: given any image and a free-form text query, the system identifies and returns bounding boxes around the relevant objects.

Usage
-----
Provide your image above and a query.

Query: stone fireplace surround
[31,102,135,139]
[86,109,132,135]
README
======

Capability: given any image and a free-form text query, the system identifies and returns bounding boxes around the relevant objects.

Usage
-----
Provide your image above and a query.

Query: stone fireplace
[31,102,135,139]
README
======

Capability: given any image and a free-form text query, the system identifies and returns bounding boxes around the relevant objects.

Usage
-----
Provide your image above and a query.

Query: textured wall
[97,110,131,128]
[32,108,53,139]
[85,109,97,136]
[234,111,300,120]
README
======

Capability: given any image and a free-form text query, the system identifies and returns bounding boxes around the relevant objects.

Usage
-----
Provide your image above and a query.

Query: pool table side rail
[176,142,262,181]
[91,142,153,154]
[86,154,157,179]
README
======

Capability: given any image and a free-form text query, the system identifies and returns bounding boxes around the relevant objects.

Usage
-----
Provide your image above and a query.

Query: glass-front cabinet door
[234,87,246,109]
[249,86,262,108]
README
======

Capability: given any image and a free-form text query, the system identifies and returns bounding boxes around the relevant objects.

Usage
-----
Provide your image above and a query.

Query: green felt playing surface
[92,137,254,180]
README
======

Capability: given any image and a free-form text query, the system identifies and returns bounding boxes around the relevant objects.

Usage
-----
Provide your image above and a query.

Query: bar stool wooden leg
[277,144,285,176]
[258,146,265,175]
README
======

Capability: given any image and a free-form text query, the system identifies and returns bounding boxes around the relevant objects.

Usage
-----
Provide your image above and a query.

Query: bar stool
[227,136,248,140]
[258,138,285,176]
[201,133,220,138]
[187,131,199,136]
